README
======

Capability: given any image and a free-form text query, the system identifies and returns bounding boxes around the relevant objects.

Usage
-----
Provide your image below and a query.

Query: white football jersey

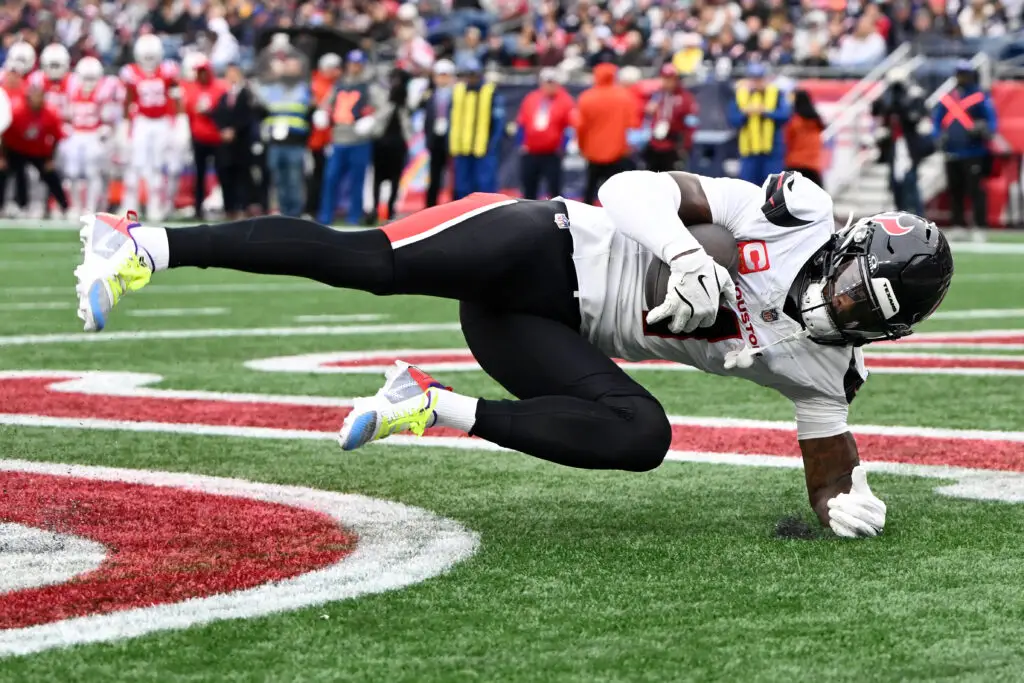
[562,172,867,438]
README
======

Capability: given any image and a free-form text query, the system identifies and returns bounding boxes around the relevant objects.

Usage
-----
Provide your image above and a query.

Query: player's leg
[125,119,147,216]
[317,144,343,224]
[163,121,183,219]
[138,118,164,220]
[160,195,571,299]
[76,194,576,329]
[520,154,539,200]
[460,303,672,470]
[452,156,471,200]
[64,134,84,213]
[347,143,370,225]
[192,143,209,219]
[945,159,966,227]
[83,133,106,213]
[968,158,987,228]
[33,156,69,212]
[9,151,30,211]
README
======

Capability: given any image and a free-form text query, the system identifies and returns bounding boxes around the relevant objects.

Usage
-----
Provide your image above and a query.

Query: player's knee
[606,396,671,472]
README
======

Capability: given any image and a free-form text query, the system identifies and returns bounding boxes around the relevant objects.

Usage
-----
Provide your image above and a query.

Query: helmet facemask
[799,217,915,346]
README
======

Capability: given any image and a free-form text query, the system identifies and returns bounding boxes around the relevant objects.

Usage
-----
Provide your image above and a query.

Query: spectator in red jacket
[643,64,699,173]
[0,84,67,216]
[516,67,574,199]
[182,56,227,220]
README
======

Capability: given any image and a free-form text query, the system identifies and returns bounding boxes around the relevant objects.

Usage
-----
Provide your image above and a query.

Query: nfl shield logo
[761,308,780,323]
[553,213,570,229]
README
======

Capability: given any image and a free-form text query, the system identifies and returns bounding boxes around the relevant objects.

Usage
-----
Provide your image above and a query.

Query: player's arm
[598,170,737,333]
[800,432,859,525]
[117,66,135,119]
[598,170,713,262]
[793,397,886,537]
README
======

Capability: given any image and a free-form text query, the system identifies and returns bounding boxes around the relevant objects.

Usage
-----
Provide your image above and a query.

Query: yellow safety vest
[449,82,495,158]
[736,85,779,157]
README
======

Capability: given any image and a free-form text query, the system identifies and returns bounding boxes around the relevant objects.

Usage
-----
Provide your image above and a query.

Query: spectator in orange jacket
[182,56,228,220]
[0,84,67,216]
[576,62,638,204]
[517,67,574,199]
[783,89,825,187]
[307,53,342,216]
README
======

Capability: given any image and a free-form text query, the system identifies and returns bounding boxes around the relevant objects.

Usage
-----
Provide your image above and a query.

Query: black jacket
[421,87,451,152]
[213,84,257,164]
[871,82,934,164]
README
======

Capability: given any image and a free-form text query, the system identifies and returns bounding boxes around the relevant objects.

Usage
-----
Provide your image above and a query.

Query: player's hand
[647,249,737,334]
[827,466,886,538]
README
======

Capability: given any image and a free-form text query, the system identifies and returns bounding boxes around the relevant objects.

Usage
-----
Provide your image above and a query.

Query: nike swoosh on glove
[827,466,887,538]
[646,249,738,334]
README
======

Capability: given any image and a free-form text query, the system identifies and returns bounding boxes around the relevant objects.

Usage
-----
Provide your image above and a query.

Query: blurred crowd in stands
[0,0,1020,78]
[0,0,1016,229]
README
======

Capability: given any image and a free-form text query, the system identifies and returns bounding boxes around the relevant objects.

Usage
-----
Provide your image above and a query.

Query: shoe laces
[383,393,435,437]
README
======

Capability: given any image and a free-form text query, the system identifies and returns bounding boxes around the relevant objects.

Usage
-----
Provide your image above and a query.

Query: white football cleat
[74,211,153,332]
[338,362,450,451]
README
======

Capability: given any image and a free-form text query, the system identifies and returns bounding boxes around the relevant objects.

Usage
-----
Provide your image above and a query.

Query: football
[644,223,739,309]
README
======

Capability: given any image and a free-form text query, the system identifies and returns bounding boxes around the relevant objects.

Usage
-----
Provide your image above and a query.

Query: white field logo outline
[0,459,479,659]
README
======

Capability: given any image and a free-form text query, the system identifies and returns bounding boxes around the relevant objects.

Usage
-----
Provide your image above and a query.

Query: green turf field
[0,226,1023,682]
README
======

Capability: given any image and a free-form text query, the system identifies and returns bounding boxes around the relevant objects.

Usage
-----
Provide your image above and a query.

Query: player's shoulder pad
[760,171,833,229]
[160,60,180,80]
[26,70,43,86]
[118,64,136,82]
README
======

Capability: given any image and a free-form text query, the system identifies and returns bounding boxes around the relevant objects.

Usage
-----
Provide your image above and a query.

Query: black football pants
[165,195,672,471]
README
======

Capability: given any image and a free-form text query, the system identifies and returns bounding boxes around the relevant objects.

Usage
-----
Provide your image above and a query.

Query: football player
[73,171,953,538]
[1,42,36,88]
[118,34,182,221]
[29,44,72,117]
[65,57,117,214]
[29,44,74,215]
[1,42,35,215]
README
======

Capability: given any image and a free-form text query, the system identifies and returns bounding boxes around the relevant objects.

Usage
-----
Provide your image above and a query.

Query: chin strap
[723,329,811,370]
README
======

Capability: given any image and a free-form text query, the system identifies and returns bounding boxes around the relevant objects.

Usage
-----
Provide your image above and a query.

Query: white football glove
[827,466,886,538]
[353,116,376,137]
[647,249,738,334]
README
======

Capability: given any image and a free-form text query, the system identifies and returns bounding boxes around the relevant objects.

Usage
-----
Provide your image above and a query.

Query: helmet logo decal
[876,214,913,236]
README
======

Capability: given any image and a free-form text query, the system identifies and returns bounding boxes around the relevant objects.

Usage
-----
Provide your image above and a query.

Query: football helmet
[134,34,164,73]
[5,42,37,76]
[181,51,207,82]
[799,212,953,346]
[40,44,70,80]
[75,56,103,93]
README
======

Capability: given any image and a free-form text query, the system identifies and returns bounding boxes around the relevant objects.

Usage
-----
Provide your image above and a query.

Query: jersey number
[332,91,361,125]
[136,79,166,109]
[641,307,742,342]
[72,102,99,128]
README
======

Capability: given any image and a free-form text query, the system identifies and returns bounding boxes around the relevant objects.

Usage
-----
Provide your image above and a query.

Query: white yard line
[292,314,388,323]
[2,242,81,252]
[1,282,330,296]
[0,322,462,347]
[0,220,81,231]
[0,301,72,311]
[950,241,1024,255]
[125,307,228,318]
[954,273,1024,282]
[929,308,1024,320]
